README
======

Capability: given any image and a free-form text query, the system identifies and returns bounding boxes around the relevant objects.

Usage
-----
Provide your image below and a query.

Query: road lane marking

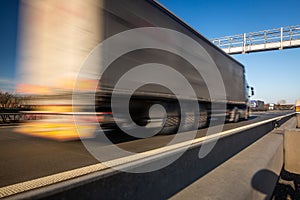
[0,112,294,198]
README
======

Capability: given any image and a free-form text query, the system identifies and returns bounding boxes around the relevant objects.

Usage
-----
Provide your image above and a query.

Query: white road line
[0,112,294,198]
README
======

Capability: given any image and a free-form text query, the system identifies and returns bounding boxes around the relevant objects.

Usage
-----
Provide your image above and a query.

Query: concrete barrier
[171,131,283,200]
[284,128,300,174]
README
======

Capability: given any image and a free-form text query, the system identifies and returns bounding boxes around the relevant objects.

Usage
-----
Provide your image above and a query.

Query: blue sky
[0,0,300,104]
[0,0,18,92]
[159,0,300,104]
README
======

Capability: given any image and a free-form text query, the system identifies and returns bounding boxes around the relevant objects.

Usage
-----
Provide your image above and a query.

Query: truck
[250,100,265,111]
[16,0,253,140]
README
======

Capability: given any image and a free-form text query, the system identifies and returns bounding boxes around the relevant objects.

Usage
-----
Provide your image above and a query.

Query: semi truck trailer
[16,0,253,140]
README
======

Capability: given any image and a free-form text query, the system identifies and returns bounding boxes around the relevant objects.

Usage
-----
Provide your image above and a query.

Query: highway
[0,110,292,188]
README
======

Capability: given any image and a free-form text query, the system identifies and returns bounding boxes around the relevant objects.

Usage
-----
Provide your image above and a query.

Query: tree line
[0,91,32,123]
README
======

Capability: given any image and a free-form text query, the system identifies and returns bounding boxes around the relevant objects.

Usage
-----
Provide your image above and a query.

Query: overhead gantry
[210,25,300,54]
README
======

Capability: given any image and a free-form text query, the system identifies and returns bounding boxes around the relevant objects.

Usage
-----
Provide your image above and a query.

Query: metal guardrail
[210,25,300,54]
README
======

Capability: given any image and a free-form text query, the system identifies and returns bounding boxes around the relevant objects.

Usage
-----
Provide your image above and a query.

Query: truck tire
[244,110,249,120]
[158,101,180,135]
[198,105,208,128]
[234,111,240,123]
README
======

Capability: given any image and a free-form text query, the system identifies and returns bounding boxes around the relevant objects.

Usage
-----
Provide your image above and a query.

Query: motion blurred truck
[16,0,253,140]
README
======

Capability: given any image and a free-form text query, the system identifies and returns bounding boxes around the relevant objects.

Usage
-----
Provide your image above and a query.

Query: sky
[0,0,18,91]
[0,0,299,104]
[159,0,300,104]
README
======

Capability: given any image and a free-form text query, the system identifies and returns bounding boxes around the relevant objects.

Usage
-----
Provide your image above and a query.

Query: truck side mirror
[251,87,254,96]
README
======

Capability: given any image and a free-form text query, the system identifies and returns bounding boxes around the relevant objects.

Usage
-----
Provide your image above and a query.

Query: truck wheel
[244,110,249,120]
[198,105,208,128]
[234,111,240,123]
[159,114,180,135]
[158,101,180,135]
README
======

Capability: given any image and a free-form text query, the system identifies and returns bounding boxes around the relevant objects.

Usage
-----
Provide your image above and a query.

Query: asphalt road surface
[0,110,293,187]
